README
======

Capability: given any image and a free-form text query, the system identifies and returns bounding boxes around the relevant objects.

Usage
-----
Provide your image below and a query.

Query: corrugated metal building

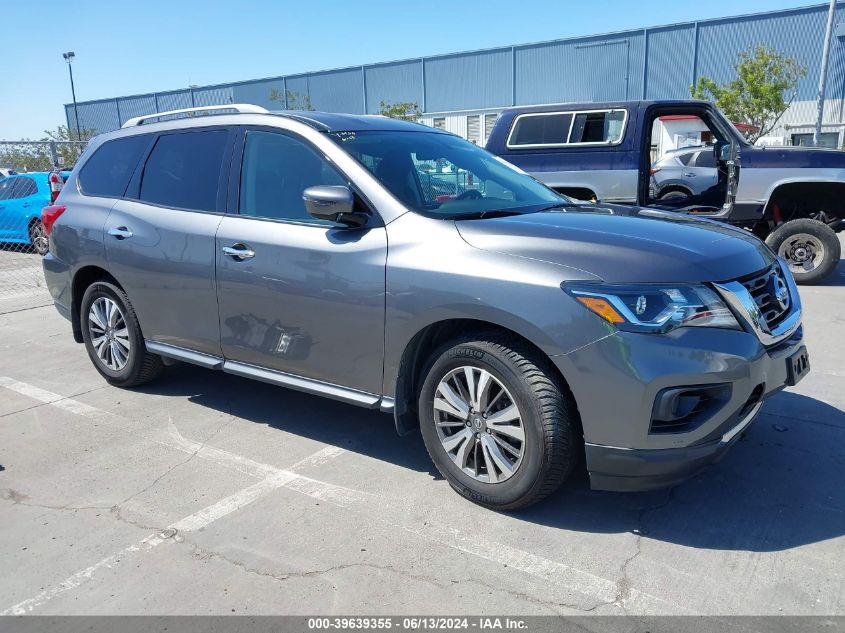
[66,3,845,147]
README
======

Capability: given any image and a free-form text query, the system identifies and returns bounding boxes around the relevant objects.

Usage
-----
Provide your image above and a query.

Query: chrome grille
[740,265,791,330]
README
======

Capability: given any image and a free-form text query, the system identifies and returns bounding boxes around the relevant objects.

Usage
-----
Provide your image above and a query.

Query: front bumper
[585,401,761,492]
[553,321,806,493]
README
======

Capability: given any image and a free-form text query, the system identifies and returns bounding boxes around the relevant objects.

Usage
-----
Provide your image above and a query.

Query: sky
[0,0,818,139]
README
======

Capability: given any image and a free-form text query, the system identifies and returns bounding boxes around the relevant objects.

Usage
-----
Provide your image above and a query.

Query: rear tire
[80,281,163,387]
[418,334,579,510]
[765,218,840,285]
[29,219,49,256]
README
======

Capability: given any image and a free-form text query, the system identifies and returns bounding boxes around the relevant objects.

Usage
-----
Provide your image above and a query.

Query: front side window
[239,130,346,223]
[0,178,13,200]
[328,130,563,219]
[139,130,228,212]
[79,135,151,198]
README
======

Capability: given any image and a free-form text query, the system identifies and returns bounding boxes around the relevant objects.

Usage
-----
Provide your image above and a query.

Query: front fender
[382,214,610,401]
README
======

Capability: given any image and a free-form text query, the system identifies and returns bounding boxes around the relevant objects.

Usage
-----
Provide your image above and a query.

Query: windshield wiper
[452,209,526,220]
[537,201,582,212]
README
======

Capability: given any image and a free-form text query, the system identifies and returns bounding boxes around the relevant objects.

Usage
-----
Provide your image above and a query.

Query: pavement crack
[109,414,235,516]
[611,485,678,613]
[183,539,603,614]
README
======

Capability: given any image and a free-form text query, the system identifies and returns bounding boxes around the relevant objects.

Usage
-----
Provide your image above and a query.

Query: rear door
[215,127,387,395]
[104,127,235,357]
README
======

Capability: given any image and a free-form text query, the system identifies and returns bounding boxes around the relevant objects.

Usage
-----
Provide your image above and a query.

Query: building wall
[67,3,845,147]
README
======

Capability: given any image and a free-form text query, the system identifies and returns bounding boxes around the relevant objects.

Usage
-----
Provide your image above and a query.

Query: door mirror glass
[303,185,365,227]
[718,144,732,162]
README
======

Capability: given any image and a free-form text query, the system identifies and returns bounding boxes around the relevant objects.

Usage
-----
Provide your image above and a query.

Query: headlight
[564,283,741,333]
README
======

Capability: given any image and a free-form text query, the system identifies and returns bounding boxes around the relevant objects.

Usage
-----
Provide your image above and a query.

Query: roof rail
[121,104,269,128]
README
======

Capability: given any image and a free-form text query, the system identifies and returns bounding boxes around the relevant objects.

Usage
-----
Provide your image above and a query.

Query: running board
[144,340,383,409]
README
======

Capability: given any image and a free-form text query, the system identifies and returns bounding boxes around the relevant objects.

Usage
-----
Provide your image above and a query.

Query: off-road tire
[766,218,840,285]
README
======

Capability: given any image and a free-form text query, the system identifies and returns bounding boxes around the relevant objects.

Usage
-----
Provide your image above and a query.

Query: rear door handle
[108,226,133,240]
[683,172,697,178]
[222,244,255,260]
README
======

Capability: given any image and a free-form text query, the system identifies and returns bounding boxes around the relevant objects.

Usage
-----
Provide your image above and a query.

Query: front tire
[766,218,840,285]
[80,281,163,387]
[418,335,579,510]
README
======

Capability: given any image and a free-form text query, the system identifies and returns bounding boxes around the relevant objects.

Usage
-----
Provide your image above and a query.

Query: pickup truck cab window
[506,108,627,149]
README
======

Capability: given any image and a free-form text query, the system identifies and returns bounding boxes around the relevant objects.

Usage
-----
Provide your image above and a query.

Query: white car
[0,167,18,179]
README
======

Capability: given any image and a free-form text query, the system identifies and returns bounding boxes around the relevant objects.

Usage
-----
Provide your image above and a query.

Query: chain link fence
[0,140,88,312]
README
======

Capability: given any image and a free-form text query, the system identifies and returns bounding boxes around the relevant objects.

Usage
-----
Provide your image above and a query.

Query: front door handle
[222,244,255,260]
[108,226,133,240]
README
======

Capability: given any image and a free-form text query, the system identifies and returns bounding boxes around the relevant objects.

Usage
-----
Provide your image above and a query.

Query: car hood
[455,204,775,283]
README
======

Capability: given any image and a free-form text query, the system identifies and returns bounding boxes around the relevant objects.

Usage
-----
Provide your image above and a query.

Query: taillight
[41,205,66,236]
[49,172,64,203]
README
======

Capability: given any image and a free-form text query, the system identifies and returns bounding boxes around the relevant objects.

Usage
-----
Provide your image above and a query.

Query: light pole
[813,0,836,147]
[63,51,82,141]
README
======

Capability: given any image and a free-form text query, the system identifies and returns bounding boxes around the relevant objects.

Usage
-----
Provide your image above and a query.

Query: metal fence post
[49,141,59,169]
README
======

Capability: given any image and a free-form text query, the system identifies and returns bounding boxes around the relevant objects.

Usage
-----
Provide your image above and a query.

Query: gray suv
[42,105,810,509]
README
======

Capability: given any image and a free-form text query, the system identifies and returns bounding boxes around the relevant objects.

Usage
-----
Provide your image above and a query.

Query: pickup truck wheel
[80,281,163,387]
[765,218,840,285]
[418,335,578,510]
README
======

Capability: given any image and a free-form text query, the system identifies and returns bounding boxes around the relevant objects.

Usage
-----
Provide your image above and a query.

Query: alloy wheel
[30,221,48,255]
[433,366,525,483]
[87,297,131,371]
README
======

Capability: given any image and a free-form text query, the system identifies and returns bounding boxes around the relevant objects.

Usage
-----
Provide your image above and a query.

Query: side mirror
[303,185,367,228]
[718,144,732,162]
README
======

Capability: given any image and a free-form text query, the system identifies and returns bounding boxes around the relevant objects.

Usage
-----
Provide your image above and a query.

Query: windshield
[326,130,565,218]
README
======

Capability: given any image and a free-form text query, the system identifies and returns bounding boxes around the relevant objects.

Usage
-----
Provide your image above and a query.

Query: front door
[104,128,234,357]
[641,106,739,214]
[215,128,387,395]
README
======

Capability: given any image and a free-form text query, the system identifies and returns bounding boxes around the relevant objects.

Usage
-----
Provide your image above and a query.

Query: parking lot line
[0,375,692,615]
[0,442,347,616]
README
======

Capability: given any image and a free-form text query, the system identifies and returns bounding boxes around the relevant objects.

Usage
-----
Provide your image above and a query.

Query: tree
[378,100,421,121]
[269,89,315,111]
[0,125,94,172]
[690,46,807,143]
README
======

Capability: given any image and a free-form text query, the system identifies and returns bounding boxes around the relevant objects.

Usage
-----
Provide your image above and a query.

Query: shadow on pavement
[137,366,845,552]
[815,257,845,287]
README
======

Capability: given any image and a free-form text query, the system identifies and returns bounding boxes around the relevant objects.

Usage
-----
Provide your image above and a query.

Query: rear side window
[508,113,572,147]
[139,130,228,212]
[692,149,717,168]
[570,110,626,144]
[14,177,37,198]
[79,135,151,197]
[677,151,695,166]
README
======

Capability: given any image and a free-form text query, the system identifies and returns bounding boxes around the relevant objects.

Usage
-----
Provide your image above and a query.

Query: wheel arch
[391,318,578,437]
[763,179,845,223]
[655,183,694,198]
[70,265,124,343]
